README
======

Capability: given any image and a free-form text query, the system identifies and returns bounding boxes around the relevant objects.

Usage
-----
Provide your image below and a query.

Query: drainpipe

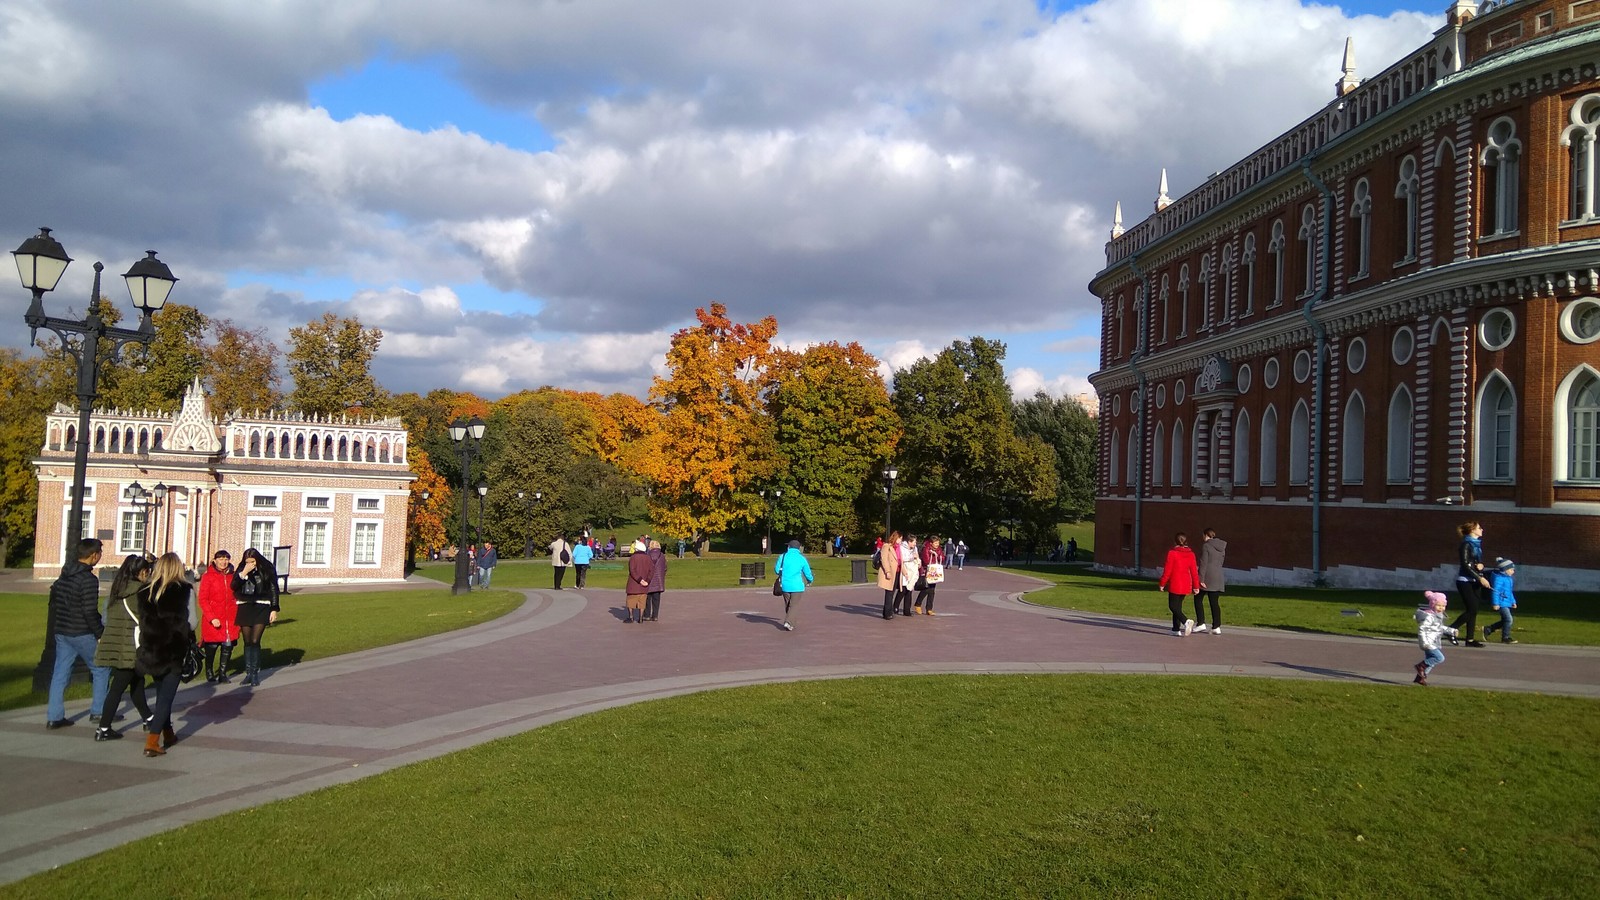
[1300,154,1334,584]
[1127,252,1151,575]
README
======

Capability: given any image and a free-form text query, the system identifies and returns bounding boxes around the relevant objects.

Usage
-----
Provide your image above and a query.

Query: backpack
[560,546,571,565]
[871,548,881,571]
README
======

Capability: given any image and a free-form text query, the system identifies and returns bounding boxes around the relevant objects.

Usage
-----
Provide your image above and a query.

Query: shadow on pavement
[1268,661,1396,685]
[736,613,784,629]
[824,603,887,619]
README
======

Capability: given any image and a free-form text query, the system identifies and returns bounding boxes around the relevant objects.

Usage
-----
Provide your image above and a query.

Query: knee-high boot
[203,643,218,682]
[243,644,259,686]
[216,642,234,684]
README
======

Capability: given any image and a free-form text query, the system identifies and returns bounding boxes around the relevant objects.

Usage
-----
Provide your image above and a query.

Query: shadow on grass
[1268,661,1397,685]
[260,647,306,669]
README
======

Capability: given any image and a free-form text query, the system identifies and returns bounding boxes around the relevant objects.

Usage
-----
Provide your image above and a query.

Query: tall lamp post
[128,481,152,552]
[412,488,430,568]
[516,490,542,557]
[882,466,899,535]
[14,227,178,692]
[447,416,486,596]
[475,482,489,545]
[150,482,167,555]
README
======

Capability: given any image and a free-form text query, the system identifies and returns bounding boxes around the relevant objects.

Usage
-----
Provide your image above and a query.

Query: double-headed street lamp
[475,481,489,545]
[882,466,899,535]
[447,416,486,595]
[127,481,168,555]
[15,228,178,691]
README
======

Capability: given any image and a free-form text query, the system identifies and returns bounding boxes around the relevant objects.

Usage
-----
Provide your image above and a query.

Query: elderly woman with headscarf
[623,539,652,624]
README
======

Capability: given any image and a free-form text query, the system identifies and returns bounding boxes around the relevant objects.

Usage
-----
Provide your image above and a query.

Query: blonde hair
[648,539,661,551]
[149,552,188,597]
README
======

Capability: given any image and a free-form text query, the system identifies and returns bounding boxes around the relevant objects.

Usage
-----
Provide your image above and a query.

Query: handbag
[179,639,204,684]
[925,562,945,585]
[772,576,784,597]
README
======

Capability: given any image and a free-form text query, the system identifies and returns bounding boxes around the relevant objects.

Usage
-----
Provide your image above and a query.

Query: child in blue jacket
[1483,558,1518,644]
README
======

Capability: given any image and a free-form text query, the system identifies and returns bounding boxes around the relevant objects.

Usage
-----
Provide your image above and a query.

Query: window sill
[1394,255,1418,268]
[1477,230,1520,244]
[1348,272,1369,284]
[1558,218,1600,229]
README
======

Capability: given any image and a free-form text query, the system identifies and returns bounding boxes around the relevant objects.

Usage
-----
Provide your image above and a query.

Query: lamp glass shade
[534,492,542,501]
[477,483,489,497]
[127,481,145,500]
[448,419,467,442]
[885,467,899,481]
[468,416,486,440]
[420,490,431,500]
[13,227,71,292]
[153,483,169,500]
[123,251,177,312]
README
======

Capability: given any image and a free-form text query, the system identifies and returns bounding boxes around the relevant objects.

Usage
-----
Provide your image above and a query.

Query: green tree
[764,341,900,546]
[1013,391,1098,522]
[202,319,282,413]
[99,303,209,411]
[286,312,385,416]
[567,455,639,531]
[480,401,576,555]
[889,337,1058,545]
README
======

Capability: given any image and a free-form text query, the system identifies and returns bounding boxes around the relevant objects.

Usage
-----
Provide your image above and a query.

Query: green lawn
[0,588,524,712]
[416,553,874,591]
[1007,566,1600,646]
[7,675,1597,898]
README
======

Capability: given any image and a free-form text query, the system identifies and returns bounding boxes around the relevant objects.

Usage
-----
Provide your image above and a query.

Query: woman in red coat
[1157,533,1202,636]
[198,550,238,682]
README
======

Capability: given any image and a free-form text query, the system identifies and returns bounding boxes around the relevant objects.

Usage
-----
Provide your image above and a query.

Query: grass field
[6,675,1597,899]
[1007,566,1600,646]
[0,588,524,713]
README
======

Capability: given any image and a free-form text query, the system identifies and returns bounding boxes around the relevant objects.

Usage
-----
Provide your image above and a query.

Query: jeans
[1195,591,1222,628]
[553,566,567,590]
[48,633,109,723]
[644,591,661,620]
[148,668,181,734]
[574,564,589,588]
[1422,647,1444,673]
[479,567,494,588]
[99,667,152,729]
[915,585,937,612]
[782,591,799,625]
[1484,608,1513,641]
[882,588,897,619]
[1450,579,1483,640]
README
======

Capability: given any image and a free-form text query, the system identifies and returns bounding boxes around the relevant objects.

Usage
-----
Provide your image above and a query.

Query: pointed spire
[1110,202,1125,239]
[1154,170,1171,212]
[1336,37,1360,97]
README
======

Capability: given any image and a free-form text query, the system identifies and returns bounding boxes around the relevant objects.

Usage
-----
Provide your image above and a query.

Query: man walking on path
[45,538,110,729]
[477,543,499,589]
[548,534,572,590]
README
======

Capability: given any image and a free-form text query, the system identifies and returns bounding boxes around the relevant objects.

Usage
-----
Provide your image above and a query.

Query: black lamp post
[517,490,542,557]
[15,227,178,691]
[772,489,782,548]
[882,466,899,535]
[128,481,151,552]
[151,482,168,555]
[412,488,431,568]
[475,481,488,544]
[448,416,486,596]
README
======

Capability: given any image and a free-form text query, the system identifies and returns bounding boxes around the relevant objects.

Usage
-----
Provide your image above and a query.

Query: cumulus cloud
[0,0,1440,399]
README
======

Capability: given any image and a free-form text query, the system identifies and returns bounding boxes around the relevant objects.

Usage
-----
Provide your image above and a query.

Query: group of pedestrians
[45,538,281,758]
[875,532,948,620]
[1413,521,1520,684]
[1157,529,1228,636]
[623,538,669,623]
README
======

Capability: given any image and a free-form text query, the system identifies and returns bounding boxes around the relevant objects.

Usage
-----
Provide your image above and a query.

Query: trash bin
[739,562,758,585]
[851,559,869,584]
[752,560,766,580]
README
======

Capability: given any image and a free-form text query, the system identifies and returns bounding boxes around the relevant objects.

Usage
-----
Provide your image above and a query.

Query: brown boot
[162,725,178,749]
[143,732,165,757]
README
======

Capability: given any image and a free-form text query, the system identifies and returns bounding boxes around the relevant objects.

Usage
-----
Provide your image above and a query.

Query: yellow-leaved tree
[640,303,776,548]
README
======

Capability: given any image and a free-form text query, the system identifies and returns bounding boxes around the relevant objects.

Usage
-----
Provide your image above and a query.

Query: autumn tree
[98,303,208,411]
[286,312,385,416]
[0,349,70,564]
[405,442,451,562]
[890,337,1059,546]
[585,391,664,477]
[641,303,778,547]
[1013,391,1098,522]
[763,341,900,546]
[202,319,282,413]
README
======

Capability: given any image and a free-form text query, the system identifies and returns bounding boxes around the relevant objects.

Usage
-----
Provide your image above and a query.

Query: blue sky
[2,0,1440,403]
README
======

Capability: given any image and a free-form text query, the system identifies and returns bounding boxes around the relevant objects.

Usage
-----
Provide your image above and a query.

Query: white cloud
[0,0,1442,400]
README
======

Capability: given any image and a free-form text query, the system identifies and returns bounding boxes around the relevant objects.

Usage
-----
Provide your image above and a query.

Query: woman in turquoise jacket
[774,540,814,632]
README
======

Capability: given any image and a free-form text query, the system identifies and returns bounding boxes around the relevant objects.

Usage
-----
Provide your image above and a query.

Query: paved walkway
[2,566,1597,885]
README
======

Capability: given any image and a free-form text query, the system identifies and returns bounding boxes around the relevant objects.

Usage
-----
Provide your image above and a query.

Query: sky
[0,0,1441,408]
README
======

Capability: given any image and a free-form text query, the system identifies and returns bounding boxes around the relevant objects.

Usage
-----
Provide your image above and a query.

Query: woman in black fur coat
[137,552,194,758]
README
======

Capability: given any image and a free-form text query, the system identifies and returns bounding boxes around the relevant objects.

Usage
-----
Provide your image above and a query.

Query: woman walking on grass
[93,555,155,741]
[1157,533,1201,637]
[774,540,814,631]
[137,553,194,757]
[232,548,280,685]
[1194,528,1227,634]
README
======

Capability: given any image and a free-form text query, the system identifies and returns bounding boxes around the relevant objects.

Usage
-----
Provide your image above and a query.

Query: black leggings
[1194,591,1222,628]
[98,667,151,729]
[148,669,181,734]
[1168,593,1189,631]
[1451,580,1483,640]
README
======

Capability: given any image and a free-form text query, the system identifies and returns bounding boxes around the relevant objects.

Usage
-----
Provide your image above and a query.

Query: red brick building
[1088,0,1600,590]
[32,379,414,583]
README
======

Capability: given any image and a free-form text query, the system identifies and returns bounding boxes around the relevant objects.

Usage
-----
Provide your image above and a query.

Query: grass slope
[0,588,524,712]
[1009,566,1600,646]
[6,676,1598,898]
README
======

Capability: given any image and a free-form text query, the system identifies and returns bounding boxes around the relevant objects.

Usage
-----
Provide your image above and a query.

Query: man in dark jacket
[477,543,499,588]
[46,538,110,729]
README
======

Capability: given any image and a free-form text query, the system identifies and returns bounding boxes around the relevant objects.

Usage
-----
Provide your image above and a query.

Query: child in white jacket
[1414,591,1458,686]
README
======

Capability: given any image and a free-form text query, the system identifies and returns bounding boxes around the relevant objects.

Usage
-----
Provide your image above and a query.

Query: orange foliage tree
[640,303,777,544]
